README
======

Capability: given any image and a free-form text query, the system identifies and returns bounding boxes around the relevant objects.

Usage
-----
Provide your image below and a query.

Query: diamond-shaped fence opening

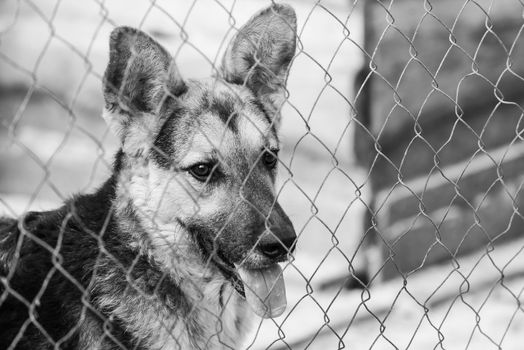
[1,0,523,349]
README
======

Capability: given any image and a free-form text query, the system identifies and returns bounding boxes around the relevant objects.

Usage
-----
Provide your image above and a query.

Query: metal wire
[1,0,523,349]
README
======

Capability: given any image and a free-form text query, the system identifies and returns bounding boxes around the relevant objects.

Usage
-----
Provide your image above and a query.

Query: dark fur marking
[250,99,273,127]
[102,315,148,350]
[177,219,245,297]
[150,105,186,169]
[192,90,239,133]
[0,217,19,275]
[0,170,192,349]
[210,95,238,133]
[170,79,188,97]
[224,75,245,86]
[219,283,225,309]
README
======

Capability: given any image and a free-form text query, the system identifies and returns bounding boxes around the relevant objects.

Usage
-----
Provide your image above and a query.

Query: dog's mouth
[186,223,288,318]
[209,251,287,318]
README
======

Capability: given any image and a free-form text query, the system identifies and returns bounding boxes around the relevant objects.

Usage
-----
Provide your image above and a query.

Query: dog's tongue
[236,264,287,318]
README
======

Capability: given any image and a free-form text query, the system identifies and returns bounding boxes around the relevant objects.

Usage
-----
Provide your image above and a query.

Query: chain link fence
[1,0,523,349]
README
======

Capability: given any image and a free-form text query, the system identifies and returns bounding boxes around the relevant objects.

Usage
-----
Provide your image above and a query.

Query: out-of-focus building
[355,0,524,280]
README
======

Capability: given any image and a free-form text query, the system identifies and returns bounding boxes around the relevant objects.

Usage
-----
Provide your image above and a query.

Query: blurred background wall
[355,0,524,280]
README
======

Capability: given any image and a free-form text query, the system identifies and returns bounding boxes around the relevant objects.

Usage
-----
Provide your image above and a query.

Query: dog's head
[102,4,297,318]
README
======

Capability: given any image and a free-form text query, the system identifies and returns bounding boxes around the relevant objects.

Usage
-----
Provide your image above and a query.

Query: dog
[0,4,297,349]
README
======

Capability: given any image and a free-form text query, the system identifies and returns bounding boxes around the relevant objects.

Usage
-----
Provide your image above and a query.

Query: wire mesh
[0,0,523,349]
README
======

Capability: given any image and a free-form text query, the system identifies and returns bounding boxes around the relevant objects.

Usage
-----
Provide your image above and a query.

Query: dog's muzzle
[234,216,296,319]
[193,202,297,319]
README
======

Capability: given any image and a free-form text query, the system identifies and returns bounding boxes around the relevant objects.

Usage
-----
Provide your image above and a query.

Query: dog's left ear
[221,4,297,126]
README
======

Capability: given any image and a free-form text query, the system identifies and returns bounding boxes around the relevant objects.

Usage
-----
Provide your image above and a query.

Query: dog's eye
[189,163,214,181]
[262,150,278,169]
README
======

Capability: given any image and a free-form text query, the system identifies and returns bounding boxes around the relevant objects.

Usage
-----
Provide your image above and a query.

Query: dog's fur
[0,4,297,349]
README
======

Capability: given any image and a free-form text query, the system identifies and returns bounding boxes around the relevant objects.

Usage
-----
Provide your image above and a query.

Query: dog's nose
[259,236,296,260]
[258,224,297,261]
[250,198,296,261]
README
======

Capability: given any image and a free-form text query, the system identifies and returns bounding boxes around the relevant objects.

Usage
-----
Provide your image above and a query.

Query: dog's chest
[105,280,253,350]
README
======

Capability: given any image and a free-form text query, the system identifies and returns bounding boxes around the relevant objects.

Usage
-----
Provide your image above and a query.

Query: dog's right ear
[103,27,186,141]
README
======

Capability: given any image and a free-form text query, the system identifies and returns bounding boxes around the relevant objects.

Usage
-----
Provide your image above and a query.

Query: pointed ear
[221,4,296,123]
[103,26,187,141]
